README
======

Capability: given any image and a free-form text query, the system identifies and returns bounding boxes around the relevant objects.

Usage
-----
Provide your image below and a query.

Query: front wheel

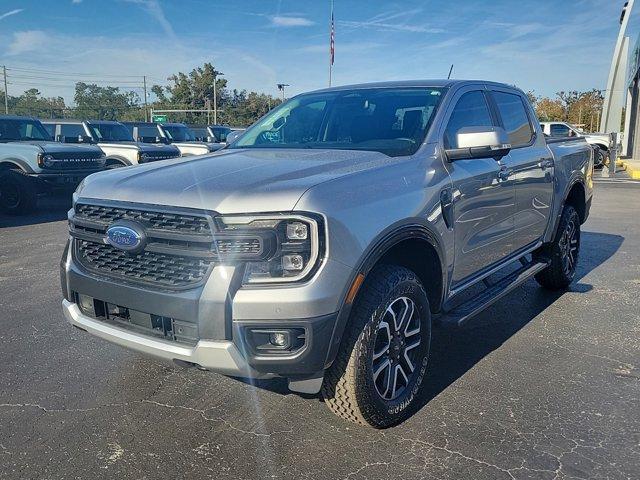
[322,265,432,428]
[0,170,37,215]
[535,205,581,290]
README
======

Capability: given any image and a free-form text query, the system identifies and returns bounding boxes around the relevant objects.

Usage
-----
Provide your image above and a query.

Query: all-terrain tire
[535,205,581,290]
[0,169,38,215]
[322,265,432,428]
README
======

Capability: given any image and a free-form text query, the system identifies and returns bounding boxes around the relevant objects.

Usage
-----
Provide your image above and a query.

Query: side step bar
[440,260,549,328]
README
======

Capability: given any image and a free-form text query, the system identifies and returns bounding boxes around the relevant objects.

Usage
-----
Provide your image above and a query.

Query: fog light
[269,332,289,348]
[286,222,308,240]
[77,294,95,316]
[282,254,304,271]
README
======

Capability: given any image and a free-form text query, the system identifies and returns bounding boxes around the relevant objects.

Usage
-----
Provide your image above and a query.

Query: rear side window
[444,91,494,148]
[492,92,534,147]
[60,124,85,139]
[550,123,570,137]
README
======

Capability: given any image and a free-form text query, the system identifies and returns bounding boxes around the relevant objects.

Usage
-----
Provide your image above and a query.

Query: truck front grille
[74,203,211,234]
[76,240,211,288]
[70,202,215,289]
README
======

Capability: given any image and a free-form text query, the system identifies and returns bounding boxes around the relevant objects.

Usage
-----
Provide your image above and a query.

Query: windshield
[0,118,52,142]
[230,87,444,156]
[161,125,197,142]
[88,123,134,142]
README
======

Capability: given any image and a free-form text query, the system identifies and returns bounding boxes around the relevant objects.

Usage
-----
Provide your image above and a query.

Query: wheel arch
[0,159,33,173]
[105,156,131,167]
[324,222,446,369]
[564,180,587,224]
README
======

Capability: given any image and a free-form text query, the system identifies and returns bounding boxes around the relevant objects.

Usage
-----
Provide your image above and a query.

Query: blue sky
[0,0,638,103]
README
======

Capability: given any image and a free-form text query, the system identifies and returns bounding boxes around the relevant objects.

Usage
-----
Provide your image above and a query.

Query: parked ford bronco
[42,120,181,168]
[123,122,223,156]
[61,81,593,427]
[0,115,105,215]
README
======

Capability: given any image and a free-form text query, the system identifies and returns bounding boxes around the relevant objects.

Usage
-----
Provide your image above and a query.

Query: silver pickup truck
[42,120,181,168]
[61,80,593,428]
[0,115,105,214]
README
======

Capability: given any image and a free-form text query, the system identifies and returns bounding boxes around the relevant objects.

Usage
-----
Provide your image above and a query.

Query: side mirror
[56,134,66,143]
[79,135,94,144]
[446,126,511,161]
[206,135,216,143]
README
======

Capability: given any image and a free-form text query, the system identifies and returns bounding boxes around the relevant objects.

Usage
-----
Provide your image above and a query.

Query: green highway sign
[152,114,168,122]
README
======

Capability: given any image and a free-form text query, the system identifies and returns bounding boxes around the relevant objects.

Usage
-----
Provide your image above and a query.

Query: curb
[620,160,640,180]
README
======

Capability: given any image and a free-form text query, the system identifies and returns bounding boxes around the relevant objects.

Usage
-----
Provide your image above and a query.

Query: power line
[6,66,145,78]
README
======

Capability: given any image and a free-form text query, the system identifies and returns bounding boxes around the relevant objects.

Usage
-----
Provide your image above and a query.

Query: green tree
[74,82,142,120]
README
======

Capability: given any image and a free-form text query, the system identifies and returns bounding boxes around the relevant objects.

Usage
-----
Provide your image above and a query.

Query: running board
[440,260,549,328]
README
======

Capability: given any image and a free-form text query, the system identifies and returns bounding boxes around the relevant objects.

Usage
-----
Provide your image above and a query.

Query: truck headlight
[37,153,55,168]
[215,213,324,284]
[137,151,148,162]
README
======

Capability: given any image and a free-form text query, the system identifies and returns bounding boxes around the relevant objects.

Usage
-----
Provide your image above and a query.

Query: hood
[79,148,396,213]
[15,140,103,155]
[137,143,181,155]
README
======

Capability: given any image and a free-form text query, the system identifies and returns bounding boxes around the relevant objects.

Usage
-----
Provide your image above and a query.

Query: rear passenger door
[442,87,516,286]
[489,88,554,249]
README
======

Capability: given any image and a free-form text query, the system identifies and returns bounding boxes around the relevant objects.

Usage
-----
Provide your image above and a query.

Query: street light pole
[213,72,224,125]
[3,66,8,115]
[277,83,290,102]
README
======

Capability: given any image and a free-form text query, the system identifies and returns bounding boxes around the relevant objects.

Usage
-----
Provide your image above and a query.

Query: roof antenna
[447,64,454,79]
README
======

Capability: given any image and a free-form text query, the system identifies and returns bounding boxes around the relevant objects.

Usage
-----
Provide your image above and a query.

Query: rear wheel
[594,147,608,168]
[535,205,580,289]
[322,265,432,428]
[0,170,37,215]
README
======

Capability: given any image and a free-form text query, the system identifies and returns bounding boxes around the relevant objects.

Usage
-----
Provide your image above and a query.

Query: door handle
[497,166,511,181]
[538,158,554,170]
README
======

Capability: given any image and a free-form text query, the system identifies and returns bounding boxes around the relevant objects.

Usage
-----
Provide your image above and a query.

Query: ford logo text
[105,223,145,252]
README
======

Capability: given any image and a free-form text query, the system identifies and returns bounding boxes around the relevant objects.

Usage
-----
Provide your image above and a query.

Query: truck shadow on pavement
[0,194,72,228]
[410,230,624,419]
[236,231,624,423]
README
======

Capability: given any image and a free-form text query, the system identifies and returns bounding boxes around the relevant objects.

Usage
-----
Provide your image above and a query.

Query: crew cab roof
[308,79,521,94]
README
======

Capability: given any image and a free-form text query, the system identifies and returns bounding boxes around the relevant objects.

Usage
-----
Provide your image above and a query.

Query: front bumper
[31,170,102,189]
[63,300,268,377]
[61,241,351,378]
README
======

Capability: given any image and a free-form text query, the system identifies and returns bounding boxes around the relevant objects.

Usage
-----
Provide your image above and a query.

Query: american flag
[330,10,335,66]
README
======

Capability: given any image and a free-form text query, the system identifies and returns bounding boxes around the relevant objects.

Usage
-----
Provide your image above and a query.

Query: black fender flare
[323,220,447,369]
[550,177,587,238]
[0,159,34,173]
[104,156,132,166]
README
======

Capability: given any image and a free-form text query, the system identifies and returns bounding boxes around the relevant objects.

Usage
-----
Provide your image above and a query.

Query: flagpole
[329,0,334,87]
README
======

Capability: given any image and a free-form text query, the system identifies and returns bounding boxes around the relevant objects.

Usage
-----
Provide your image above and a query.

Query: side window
[43,124,55,137]
[492,91,534,146]
[549,123,570,137]
[444,91,494,148]
[60,124,85,138]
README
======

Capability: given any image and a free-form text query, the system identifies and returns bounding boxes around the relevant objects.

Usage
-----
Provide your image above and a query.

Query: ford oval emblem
[106,222,145,252]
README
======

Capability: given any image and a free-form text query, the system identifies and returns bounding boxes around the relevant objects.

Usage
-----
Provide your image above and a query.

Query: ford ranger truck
[61,80,593,428]
[42,120,181,168]
[540,121,609,167]
[123,121,223,156]
[0,115,105,215]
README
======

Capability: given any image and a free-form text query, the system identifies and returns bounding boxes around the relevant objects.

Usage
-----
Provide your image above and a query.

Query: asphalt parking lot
[1,177,639,480]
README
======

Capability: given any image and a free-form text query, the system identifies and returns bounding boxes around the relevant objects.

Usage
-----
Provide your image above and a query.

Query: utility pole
[143,75,148,122]
[277,83,289,102]
[213,71,224,125]
[3,66,8,115]
[329,0,335,87]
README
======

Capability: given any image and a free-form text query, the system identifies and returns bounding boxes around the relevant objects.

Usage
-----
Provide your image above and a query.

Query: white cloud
[7,31,49,55]
[122,0,176,39]
[0,8,23,21]
[338,8,442,34]
[271,16,314,27]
